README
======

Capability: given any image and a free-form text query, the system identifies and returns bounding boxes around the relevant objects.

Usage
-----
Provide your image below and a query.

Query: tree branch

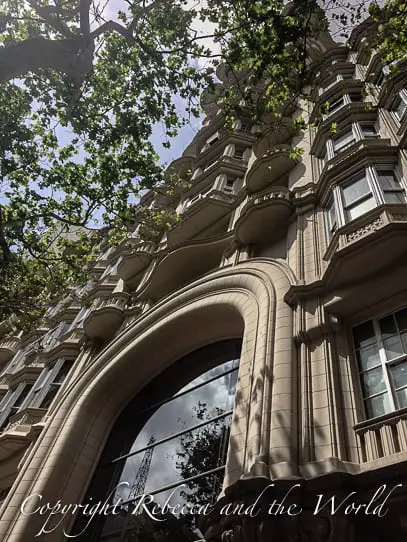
[0,36,93,81]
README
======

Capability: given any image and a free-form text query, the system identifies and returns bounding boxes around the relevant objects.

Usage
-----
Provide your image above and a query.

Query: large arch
[0,260,295,541]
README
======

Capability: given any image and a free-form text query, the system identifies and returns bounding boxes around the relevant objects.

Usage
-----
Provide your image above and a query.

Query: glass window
[71,341,241,542]
[325,200,337,239]
[0,383,34,431]
[354,307,407,418]
[333,130,355,155]
[377,169,405,204]
[223,178,236,194]
[326,96,344,115]
[360,122,378,138]
[342,175,376,221]
[325,166,405,239]
[233,147,245,160]
[394,91,407,122]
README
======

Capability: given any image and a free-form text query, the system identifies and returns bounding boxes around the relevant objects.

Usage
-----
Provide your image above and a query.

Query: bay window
[322,92,360,120]
[324,165,406,239]
[353,307,407,418]
[322,120,379,164]
[318,70,354,96]
[332,129,355,155]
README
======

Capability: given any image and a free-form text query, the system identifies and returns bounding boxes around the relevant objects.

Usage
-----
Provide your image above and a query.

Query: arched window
[73,339,241,541]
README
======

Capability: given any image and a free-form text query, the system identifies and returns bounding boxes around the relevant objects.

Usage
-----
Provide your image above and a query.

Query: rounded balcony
[166,155,195,179]
[83,292,130,339]
[138,234,232,302]
[117,241,156,289]
[235,187,293,245]
[0,337,22,367]
[167,189,237,245]
[246,144,300,194]
[253,117,295,156]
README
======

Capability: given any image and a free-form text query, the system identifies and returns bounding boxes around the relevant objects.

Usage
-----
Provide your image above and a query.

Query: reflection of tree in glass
[123,507,197,542]
[176,401,230,508]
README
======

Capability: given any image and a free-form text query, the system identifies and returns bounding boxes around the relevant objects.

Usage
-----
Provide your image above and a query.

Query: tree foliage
[0,0,406,329]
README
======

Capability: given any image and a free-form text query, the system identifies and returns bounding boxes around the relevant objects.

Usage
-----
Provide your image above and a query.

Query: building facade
[1,17,407,542]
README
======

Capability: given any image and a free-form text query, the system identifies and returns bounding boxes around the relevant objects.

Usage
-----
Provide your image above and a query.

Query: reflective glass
[342,176,370,206]
[127,368,238,452]
[383,335,403,360]
[101,473,223,541]
[72,342,241,542]
[115,415,232,499]
[365,393,391,418]
[353,321,376,350]
[379,314,397,338]
[346,196,376,221]
[396,388,407,409]
[361,367,386,397]
[396,308,407,332]
[390,363,407,390]
[383,191,405,204]
[357,345,380,371]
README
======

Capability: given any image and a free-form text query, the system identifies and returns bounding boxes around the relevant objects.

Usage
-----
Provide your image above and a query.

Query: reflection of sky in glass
[115,415,231,500]
[111,359,239,505]
[95,356,240,541]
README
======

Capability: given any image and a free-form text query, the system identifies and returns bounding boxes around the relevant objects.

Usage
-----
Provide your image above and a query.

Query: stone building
[1,15,407,542]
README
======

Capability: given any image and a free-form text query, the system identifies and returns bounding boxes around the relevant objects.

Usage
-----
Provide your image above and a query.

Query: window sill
[323,203,407,262]
[354,406,407,433]
[318,138,394,190]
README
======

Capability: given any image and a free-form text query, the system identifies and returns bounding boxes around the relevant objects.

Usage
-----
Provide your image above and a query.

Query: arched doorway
[73,339,242,541]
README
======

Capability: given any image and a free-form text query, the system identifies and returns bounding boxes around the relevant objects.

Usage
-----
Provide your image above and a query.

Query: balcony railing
[83,292,130,339]
[355,408,407,463]
[324,205,407,262]
[5,407,46,434]
[0,336,22,366]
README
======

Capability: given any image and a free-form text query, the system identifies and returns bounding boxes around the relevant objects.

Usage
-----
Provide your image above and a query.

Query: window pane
[127,370,238,450]
[390,363,407,389]
[39,387,58,410]
[361,367,386,397]
[379,314,397,338]
[383,191,405,204]
[383,335,403,360]
[365,393,391,418]
[333,131,354,152]
[346,196,376,221]
[377,170,399,190]
[357,345,381,371]
[115,415,232,498]
[342,176,370,206]
[353,321,376,350]
[396,388,407,409]
[396,99,407,121]
[361,123,377,137]
[396,309,407,332]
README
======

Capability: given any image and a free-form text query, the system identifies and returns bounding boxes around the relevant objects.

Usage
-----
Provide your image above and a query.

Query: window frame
[322,120,380,164]
[0,382,35,430]
[19,358,75,411]
[353,308,407,419]
[392,89,407,123]
[324,165,406,240]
